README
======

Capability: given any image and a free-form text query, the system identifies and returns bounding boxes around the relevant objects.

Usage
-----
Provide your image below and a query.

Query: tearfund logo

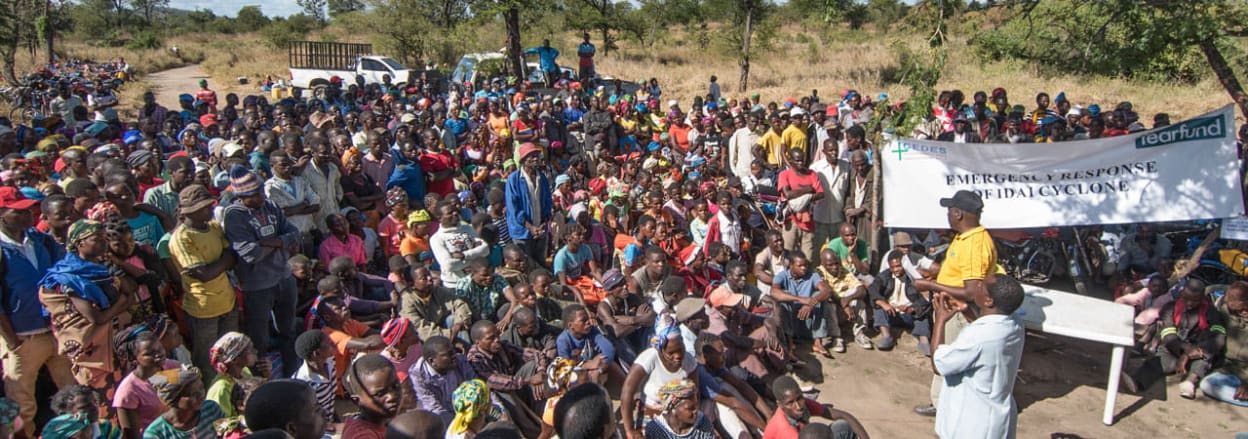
[1135,114,1225,148]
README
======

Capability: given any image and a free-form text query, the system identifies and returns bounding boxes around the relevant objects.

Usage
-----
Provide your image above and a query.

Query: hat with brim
[518,142,542,161]
[893,231,914,246]
[939,190,984,214]
[0,186,37,210]
[178,184,216,214]
[707,287,747,308]
[674,297,707,323]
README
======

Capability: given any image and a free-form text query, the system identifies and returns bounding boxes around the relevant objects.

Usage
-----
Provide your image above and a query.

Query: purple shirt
[409,354,477,426]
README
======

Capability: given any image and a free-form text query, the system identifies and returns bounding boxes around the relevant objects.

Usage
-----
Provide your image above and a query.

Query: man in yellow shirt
[168,184,239,375]
[757,113,784,171]
[781,107,810,165]
[912,189,999,417]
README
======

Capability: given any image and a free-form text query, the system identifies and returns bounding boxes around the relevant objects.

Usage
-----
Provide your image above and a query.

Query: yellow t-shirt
[758,130,783,166]
[781,125,809,159]
[168,222,236,318]
[936,226,1001,288]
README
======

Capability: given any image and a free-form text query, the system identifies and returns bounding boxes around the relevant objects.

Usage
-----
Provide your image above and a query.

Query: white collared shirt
[0,230,37,267]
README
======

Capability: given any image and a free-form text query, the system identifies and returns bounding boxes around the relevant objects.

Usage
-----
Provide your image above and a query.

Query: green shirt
[142,400,224,439]
[825,237,869,273]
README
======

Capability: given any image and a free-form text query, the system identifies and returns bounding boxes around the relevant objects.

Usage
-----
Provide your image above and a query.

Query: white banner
[883,105,1244,229]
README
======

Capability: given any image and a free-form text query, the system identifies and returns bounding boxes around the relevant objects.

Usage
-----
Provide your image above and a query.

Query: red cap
[518,142,542,161]
[0,187,37,210]
[199,114,218,127]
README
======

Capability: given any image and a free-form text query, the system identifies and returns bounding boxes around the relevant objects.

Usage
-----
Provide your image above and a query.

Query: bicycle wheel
[8,106,29,124]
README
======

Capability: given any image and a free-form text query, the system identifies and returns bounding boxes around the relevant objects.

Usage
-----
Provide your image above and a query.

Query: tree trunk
[600,27,609,57]
[43,0,52,64]
[505,6,523,78]
[738,6,752,93]
[1198,39,1248,120]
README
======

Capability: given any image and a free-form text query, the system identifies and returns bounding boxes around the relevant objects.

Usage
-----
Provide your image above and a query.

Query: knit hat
[228,165,261,196]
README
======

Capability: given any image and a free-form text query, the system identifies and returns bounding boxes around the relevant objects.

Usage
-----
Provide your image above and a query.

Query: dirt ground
[795,326,1248,438]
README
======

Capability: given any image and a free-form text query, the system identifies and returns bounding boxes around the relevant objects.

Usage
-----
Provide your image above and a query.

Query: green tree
[970,0,1248,117]
[565,0,630,56]
[327,0,365,17]
[235,5,270,31]
[703,0,776,91]
[296,0,328,23]
[129,0,168,24]
[0,0,39,83]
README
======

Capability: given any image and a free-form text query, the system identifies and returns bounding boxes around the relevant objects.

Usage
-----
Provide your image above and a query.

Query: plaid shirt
[455,274,509,321]
[466,342,545,392]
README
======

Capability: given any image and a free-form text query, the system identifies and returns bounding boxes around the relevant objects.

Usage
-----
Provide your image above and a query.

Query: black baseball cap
[940,190,984,214]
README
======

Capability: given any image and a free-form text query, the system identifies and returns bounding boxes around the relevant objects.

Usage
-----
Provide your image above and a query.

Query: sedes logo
[888,142,948,161]
[1135,115,1225,148]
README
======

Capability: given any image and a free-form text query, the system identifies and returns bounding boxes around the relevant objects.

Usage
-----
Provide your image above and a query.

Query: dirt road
[146,64,210,106]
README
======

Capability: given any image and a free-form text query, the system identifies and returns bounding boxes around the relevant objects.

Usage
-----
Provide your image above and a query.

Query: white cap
[668,99,679,108]
[400,113,417,123]
[222,142,244,158]
[1066,108,1082,117]
[790,107,807,117]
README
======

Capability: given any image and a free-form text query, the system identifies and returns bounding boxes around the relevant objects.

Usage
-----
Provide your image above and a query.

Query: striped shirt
[294,360,337,423]
[142,400,224,439]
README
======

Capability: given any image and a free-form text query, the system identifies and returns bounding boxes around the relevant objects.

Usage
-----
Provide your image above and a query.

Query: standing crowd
[0,40,1246,439]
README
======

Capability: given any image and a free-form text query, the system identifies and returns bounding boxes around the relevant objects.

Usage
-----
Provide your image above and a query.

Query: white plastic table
[1017,285,1136,425]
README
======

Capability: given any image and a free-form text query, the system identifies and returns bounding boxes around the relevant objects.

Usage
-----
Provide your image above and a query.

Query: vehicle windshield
[381,58,405,71]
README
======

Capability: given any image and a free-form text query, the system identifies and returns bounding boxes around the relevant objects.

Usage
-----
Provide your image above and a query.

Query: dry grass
[3,25,1238,126]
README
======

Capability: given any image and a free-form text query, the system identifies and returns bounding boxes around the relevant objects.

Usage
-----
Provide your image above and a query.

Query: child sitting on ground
[319,296,385,394]
[1115,275,1175,351]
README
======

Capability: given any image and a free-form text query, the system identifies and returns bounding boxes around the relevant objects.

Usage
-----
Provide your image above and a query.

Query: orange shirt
[323,319,369,394]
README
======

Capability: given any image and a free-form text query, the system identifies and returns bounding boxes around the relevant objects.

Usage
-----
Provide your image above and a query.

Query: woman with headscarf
[379,317,422,411]
[620,318,700,439]
[448,379,503,439]
[205,332,265,418]
[41,413,93,439]
[143,367,224,438]
[39,220,135,404]
[340,147,385,227]
[88,202,169,321]
[538,358,586,439]
[644,379,715,439]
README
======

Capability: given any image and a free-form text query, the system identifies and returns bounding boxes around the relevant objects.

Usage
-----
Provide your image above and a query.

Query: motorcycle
[991,228,1076,289]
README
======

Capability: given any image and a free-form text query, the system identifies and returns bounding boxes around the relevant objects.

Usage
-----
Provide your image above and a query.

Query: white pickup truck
[287,41,413,92]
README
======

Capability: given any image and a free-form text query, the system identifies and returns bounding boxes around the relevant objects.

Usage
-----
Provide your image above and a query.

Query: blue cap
[122,130,142,145]
[178,93,193,102]
[647,141,662,152]
[1087,104,1101,116]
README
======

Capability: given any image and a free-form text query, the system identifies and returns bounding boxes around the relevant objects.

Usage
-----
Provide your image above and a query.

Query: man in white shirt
[931,274,1026,439]
[728,115,760,181]
[429,202,489,286]
[810,138,849,250]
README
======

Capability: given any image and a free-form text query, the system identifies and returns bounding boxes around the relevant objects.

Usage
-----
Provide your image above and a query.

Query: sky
[170,1,302,18]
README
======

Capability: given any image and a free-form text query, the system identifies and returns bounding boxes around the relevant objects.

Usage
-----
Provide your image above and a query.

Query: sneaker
[854,333,874,350]
[1179,381,1196,399]
[917,342,931,357]
[877,336,897,351]
[913,404,937,417]
[832,338,847,353]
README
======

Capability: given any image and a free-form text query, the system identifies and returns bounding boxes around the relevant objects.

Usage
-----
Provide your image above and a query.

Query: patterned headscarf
[40,413,91,439]
[650,314,681,351]
[385,186,408,209]
[380,317,411,348]
[149,367,202,405]
[66,219,103,249]
[209,332,253,375]
[449,379,498,434]
[340,147,362,168]
[85,201,123,226]
[657,378,697,413]
[545,358,581,394]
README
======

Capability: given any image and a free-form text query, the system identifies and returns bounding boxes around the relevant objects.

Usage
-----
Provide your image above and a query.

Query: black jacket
[867,272,931,318]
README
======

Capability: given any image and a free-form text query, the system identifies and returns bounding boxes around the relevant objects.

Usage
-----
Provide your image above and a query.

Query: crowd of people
[0,39,1246,439]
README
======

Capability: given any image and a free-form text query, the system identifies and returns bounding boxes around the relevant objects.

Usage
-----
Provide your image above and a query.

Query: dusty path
[146,64,211,106]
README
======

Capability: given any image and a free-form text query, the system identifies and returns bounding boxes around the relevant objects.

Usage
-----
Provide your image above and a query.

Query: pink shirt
[1115,287,1175,326]
[114,373,165,430]
[319,233,367,267]
[377,215,407,257]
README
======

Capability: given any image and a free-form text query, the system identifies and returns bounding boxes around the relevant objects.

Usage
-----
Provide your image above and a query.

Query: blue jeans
[1199,372,1248,407]
[782,301,828,339]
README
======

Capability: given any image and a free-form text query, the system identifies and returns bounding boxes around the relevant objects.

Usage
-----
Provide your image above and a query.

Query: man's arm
[223,209,268,264]
[822,406,870,439]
